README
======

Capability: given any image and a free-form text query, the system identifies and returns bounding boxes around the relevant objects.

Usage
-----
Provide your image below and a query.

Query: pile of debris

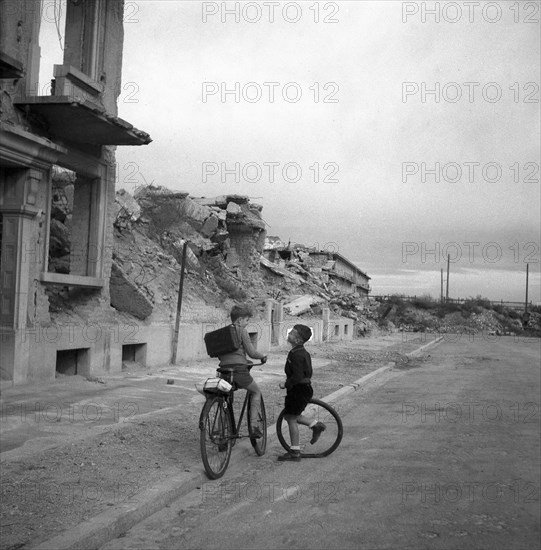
[48,167,76,274]
[109,185,376,333]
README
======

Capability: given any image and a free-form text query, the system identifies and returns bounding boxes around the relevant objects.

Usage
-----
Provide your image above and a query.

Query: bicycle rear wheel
[247,394,267,456]
[276,398,343,458]
[199,395,233,479]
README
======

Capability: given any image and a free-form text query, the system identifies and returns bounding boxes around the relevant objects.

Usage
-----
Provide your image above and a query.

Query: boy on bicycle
[278,324,326,462]
[218,304,267,438]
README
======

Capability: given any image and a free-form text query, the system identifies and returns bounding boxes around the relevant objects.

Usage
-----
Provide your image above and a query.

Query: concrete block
[178,198,213,228]
[193,195,228,208]
[284,295,324,316]
[200,214,219,237]
[110,262,153,320]
[226,202,242,215]
[226,194,249,205]
[115,189,141,221]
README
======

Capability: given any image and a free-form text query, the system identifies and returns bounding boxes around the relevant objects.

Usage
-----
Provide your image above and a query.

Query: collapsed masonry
[105,185,372,343]
[42,181,375,380]
[109,185,269,324]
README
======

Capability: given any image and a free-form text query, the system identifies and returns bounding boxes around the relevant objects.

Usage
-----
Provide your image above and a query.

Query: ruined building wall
[0,0,147,385]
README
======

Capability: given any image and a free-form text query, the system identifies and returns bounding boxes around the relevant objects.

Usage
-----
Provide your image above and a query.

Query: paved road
[99,336,540,550]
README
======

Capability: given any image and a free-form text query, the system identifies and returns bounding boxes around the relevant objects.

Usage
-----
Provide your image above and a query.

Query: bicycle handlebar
[246,360,266,370]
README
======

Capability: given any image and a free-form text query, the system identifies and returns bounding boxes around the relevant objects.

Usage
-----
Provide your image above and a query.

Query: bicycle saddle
[217,367,235,373]
[217,362,254,374]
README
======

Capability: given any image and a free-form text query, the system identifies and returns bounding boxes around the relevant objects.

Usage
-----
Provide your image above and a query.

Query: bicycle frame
[225,389,251,440]
[216,360,264,441]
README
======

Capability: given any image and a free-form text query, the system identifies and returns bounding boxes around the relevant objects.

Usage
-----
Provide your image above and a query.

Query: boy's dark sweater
[284,344,313,390]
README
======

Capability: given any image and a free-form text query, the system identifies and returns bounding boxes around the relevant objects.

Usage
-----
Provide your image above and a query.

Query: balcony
[0,51,24,79]
[15,65,151,147]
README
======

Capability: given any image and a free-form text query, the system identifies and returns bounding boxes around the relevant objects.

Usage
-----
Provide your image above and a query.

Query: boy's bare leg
[285,413,313,446]
[245,381,261,426]
[296,414,312,427]
[285,414,300,447]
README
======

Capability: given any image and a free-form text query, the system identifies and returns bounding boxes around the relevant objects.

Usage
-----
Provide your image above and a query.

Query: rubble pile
[107,185,382,333]
[48,180,539,338]
[390,302,540,336]
[110,186,275,323]
[48,167,76,274]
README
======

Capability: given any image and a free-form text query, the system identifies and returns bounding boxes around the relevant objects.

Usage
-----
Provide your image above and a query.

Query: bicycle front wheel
[199,396,233,479]
[247,394,267,456]
[276,398,343,458]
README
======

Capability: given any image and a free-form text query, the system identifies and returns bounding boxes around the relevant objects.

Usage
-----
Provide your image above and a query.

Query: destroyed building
[1,0,151,384]
[106,184,362,370]
[308,251,371,297]
[0,1,370,387]
[262,239,371,298]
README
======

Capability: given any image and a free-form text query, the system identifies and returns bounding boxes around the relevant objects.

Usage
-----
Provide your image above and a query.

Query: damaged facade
[261,238,372,340]
[262,238,371,298]
[309,251,371,297]
[0,0,150,384]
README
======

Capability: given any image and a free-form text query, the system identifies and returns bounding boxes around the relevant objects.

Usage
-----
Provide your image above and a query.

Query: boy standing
[278,324,326,462]
[218,304,267,438]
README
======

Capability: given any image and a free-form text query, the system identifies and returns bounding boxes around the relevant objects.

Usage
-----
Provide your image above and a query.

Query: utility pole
[522,263,531,330]
[440,268,444,303]
[171,240,188,365]
[525,263,529,313]
[445,254,450,303]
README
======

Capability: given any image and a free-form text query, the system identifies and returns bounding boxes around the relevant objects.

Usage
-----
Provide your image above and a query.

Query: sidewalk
[0,333,439,550]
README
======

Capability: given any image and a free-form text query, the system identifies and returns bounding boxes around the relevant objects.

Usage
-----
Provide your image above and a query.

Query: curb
[30,472,204,550]
[320,363,395,404]
[320,336,444,404]
[405,335,444,356]
[31,336,443,550]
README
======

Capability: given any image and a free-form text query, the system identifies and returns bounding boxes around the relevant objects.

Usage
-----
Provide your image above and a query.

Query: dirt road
[1,334,419,549]
[99,336,540,550]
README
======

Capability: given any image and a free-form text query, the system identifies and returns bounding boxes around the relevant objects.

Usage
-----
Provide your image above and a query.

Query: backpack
[204,324,241,357]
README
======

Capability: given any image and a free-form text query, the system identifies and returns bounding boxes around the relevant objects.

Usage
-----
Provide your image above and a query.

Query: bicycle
[198,362,266,479]
[276,398,343,458]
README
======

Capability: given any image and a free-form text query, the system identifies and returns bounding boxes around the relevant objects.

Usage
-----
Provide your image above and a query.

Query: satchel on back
[204,325,241,357]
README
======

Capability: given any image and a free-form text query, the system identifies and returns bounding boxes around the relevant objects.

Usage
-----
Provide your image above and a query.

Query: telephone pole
[440,268,444,303]
[171,240,188,364]
[445,254,450,303]
[525,263,529,313]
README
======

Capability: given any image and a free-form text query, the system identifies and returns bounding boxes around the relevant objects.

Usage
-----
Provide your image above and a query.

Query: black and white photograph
[0,1,539,549]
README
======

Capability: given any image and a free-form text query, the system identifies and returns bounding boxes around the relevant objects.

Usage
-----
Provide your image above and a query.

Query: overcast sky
[39,0,540,302]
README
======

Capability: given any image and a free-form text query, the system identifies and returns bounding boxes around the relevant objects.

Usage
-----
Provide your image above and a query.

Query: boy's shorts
[284,383,313,416]
[231,367,254,389]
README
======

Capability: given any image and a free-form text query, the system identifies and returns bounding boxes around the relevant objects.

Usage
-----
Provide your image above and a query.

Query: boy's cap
[293,324,312,343]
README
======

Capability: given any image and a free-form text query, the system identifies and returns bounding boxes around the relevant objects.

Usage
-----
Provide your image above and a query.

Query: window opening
[56,347,89,376]
[48,165,76,274]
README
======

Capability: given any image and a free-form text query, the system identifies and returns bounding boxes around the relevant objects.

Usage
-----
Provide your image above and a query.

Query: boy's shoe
[277,450,301,462]
[250,427,263,439]
[310,422,326,444]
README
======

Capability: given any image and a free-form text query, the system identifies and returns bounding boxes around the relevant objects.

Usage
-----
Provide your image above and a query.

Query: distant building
[308,251,371,297]
[262,238,371,298]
